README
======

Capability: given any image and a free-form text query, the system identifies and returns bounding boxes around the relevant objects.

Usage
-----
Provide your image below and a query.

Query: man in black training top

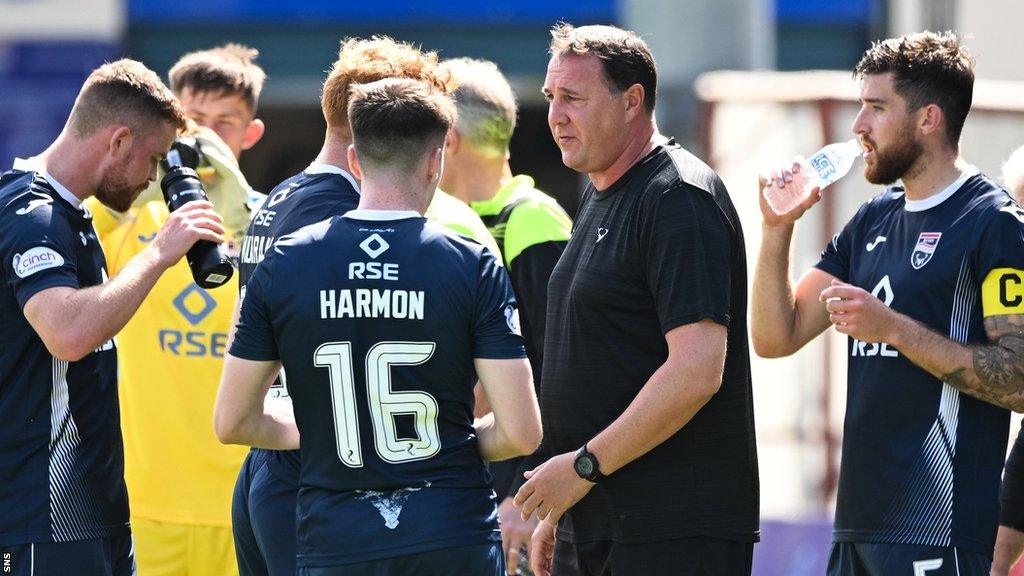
[514,23,759,576]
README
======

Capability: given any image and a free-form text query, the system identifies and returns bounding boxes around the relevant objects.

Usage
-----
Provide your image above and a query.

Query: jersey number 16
[314,341,442,467]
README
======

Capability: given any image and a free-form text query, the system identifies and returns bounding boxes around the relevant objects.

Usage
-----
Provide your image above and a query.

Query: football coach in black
[514,23,759,576]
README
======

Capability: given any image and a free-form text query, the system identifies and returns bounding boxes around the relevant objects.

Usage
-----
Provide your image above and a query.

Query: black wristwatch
[573,444,607,483]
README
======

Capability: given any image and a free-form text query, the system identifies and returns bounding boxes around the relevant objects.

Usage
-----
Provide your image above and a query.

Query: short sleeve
[974,202,1024,318]
[814,200,874,283]
[1,199,80,309]
[229,261,280,361]
[472,248,527,359]
[642,185,733,333]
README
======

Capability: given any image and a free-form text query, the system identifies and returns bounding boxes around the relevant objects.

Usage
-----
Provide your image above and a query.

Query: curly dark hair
[854,31,974,145]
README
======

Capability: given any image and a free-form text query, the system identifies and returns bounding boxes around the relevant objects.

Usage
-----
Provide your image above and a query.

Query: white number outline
[912,558,942,576]
[314,342,362,467]
[313,341,441,468]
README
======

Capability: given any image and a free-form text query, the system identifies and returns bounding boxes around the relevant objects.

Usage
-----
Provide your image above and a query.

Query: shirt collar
[40,169,84,209]
[469,175,535,216]
[14,157,86,209]
[903,167,978,212]
[306,162,360,193]
[343,209,422,221]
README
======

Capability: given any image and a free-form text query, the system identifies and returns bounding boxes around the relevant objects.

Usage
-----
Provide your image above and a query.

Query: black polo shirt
[540,139,759,544]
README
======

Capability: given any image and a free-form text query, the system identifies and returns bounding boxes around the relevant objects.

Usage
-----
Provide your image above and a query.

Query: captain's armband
[982,268,1024,317]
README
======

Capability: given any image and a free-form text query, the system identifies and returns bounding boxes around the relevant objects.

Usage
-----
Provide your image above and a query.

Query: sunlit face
[852,72,923,185]
[543,52,630,175]
[179,88,257,159]
[95,122,176,212]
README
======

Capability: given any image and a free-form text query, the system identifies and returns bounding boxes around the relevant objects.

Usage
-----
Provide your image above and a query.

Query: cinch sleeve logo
[12,247,65,278]
[982,268,1024,316]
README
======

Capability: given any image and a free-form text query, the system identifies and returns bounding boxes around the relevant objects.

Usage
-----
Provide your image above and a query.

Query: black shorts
[232,448,299,576]
[0,535,135,576]
[1002,425,1024,531]
[298,542,503,576]
[552,536,753,576]
[827,542,990,576]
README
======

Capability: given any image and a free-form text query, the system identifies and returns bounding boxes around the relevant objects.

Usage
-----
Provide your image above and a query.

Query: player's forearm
[221,411,299,450]
[586,357,720,476]
[475,412,537,462]
[475,413,518,462]
[215,396,298,450]
[475,358,542,461]
[751,224,800,357]
[52,245,169,359]
[992,526,1024,576]
[890,313,1024,412]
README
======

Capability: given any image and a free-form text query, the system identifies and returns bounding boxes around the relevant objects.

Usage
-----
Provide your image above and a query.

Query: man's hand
[513,451,594,525]
[819,279,898,343]
[759,161,822,227]
[529,516,557,576]
[149,200,225,268]
[499,496,537,575]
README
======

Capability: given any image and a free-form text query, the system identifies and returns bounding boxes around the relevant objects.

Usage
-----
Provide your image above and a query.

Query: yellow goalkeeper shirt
[90,199,248,527]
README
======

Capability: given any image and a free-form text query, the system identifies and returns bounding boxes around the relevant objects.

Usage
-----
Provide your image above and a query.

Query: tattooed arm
[888,313,1024,412]
[818,280,1024,410]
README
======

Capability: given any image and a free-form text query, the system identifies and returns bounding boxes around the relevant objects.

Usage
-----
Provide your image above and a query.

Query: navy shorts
[0,535,134,576]
[298,542,503,576]
[232,449,299,576]
[828,542,990,576]
[553,536,753,576]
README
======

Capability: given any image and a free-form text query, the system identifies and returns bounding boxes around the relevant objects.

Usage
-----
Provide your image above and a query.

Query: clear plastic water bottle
[763,139,861,215]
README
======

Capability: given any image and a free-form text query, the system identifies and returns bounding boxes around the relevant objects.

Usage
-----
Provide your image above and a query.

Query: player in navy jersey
[226,37,492,576]
[216,78,541,576]
[753,32,1024,576]
[0,61,225,576]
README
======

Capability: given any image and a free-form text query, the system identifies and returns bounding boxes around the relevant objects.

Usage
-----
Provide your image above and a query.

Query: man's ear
[347,144,363,181]
[427,146,444,184]
[623,83,647,121]
[444,128,459,157]
[108,126,133,159]
[918,103,944,138]
[241,119,266,151]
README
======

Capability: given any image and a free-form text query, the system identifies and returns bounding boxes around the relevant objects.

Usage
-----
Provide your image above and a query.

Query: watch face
[576,455,595,477]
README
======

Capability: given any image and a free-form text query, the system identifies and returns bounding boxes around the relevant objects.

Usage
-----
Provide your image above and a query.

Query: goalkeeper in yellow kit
[85,44,267,576]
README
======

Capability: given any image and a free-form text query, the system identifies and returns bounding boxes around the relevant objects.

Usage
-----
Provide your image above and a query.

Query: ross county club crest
[910,232,941,270]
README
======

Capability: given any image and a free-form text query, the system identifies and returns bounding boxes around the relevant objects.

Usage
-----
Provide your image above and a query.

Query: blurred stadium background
[2,0,1023,574]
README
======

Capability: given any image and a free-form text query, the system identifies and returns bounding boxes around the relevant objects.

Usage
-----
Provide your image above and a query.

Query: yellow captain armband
[982,268,1024,316]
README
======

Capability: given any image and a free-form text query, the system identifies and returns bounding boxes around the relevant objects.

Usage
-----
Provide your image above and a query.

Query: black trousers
[553,536,753,576]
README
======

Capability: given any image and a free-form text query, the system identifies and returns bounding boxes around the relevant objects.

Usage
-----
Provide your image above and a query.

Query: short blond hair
[69,59,187,137]
[169,43,266,113]
[439,58,517,157]
[1002,143,1024,203]
[349,78,456,172]
[321,36,455,135]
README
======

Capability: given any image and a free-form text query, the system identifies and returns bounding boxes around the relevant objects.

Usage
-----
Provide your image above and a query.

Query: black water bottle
[160,146,233,289]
